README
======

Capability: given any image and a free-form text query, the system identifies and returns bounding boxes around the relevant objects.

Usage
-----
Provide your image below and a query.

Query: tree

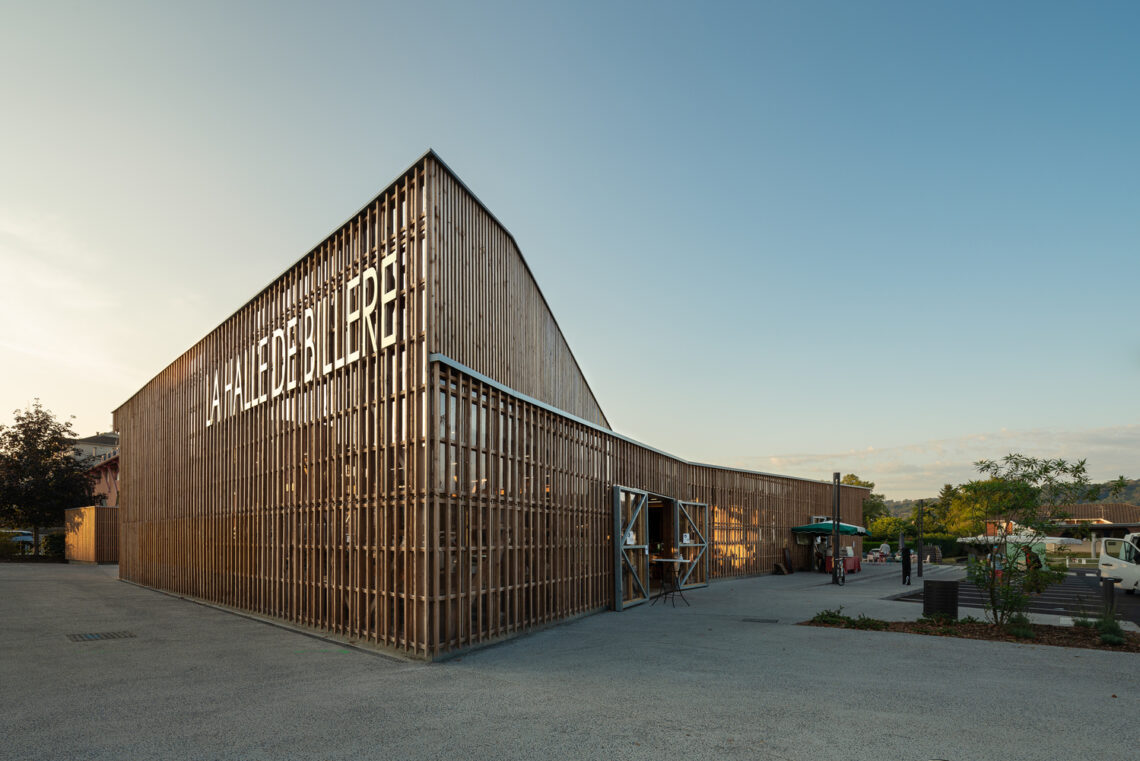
[869,515,905,541]
[957,454,1124,625]
[841,473,887,526]
[931,483,959,534]
[0,401,94,554]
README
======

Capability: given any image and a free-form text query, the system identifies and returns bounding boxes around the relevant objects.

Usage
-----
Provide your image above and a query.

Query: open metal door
[613,485,649,610]
[676,500,709,589]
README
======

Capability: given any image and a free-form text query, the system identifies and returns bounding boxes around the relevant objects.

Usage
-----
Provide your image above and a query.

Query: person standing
[901,544,911,585]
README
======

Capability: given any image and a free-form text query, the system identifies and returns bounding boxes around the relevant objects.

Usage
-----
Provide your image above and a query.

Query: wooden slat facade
[65,506,120,564]
[115,152,866,659]
[429,164,609,428]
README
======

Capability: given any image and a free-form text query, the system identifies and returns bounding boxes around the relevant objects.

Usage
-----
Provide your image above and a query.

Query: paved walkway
[1,562,1134,761]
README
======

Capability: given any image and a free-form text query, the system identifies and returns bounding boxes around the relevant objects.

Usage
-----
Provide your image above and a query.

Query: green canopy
[790,520,867,536]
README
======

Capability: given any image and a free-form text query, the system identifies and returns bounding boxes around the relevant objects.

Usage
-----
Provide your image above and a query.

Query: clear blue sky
[2,1,1137,499]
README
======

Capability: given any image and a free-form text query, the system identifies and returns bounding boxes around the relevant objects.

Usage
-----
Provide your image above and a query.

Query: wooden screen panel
[426,160,610,428]
[427,364,613,655]
[115,160,433,656]
[65,506,119,563]
[426,361,869,655]
[114,152,872,660]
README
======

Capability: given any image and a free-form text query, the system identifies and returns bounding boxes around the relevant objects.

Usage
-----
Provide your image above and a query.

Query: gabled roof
[114,150,609,426]
[72,433,120,447]
[1058,503,1140,524]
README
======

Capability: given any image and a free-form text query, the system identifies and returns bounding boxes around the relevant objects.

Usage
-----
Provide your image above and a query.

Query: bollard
[1101,576,1120,619]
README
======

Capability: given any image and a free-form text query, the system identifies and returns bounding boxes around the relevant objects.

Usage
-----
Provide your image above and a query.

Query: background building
[71,432,119,462]
[115,152,866,659]
[87,454,119,507]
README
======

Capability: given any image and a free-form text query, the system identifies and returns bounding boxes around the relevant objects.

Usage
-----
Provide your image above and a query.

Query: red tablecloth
[825,556,861,573]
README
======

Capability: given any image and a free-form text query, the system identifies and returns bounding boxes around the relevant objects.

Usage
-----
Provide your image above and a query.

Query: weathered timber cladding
[65,506,120,563]
[115,152,867,659]
[428,162,609,427]
[428,364,863,654]
[117,160,432,653]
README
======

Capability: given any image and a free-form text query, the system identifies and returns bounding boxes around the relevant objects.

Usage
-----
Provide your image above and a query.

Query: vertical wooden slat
[113,153,869,660]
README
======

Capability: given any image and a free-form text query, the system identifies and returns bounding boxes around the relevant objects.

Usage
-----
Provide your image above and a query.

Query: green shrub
[850,614,888,631]
[1007,623,1035,639]
[0,536,22,559]
[1095,617,1124,645]
[811,607,849,626]
[921,534,964,560]
[41,533,65,558]
[871,535,962,560]
[920,612,957,626]
[1005,613,1035,639]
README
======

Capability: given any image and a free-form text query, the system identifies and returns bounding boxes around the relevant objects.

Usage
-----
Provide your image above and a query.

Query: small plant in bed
[1005,614,1036,640]
[1095,617,1125,646]
[849,614,888,631]
[810,607,850,626]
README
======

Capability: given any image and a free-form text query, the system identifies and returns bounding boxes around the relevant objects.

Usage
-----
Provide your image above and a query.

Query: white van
[1098,533,1140,594]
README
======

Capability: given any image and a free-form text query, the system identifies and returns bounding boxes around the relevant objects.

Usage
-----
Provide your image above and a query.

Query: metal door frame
[613,487,710,609]
[676,500,709,589]
[613,485,649,610]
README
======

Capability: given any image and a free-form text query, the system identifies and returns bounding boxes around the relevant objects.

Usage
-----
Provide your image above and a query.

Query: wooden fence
[65,506,119,564]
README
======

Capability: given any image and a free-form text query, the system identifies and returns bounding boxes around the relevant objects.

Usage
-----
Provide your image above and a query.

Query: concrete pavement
[1,562,1134,761]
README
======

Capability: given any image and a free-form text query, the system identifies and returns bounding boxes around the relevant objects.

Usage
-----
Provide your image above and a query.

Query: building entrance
[612,485,709,610]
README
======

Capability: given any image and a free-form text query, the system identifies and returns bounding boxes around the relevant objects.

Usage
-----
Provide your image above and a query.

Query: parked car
[1099,532,1140,594]
[1,529,34,554]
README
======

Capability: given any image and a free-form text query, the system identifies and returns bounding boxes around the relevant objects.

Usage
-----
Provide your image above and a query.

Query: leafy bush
[41,533,65,558]
[809,608,890,631]
[920,534,964,560]
[1095,617,1125,645]
[919,612,957,626]
[811,607,849,626]
[850,614,888,630]
[872,535,962,560]
[1005,614,1035,639]
[0,536,22,559]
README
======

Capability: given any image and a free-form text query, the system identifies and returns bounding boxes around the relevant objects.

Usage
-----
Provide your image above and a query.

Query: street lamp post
[917,499,924,579]
[832,472,841,584]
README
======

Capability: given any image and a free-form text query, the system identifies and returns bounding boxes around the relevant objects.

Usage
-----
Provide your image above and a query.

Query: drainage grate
[741,618,779,624]
[67,631,137,642]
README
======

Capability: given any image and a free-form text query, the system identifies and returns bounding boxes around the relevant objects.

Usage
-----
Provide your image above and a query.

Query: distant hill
[885,478,1139,516]
[884,499,921,518]
[1096,478,1140,504]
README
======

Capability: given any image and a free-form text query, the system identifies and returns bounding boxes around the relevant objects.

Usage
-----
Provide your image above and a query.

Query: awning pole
[832,472,840,584]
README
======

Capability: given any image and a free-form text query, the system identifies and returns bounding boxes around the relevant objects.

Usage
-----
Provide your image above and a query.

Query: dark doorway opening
[647,496,675,595]
[613,485,710,611]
